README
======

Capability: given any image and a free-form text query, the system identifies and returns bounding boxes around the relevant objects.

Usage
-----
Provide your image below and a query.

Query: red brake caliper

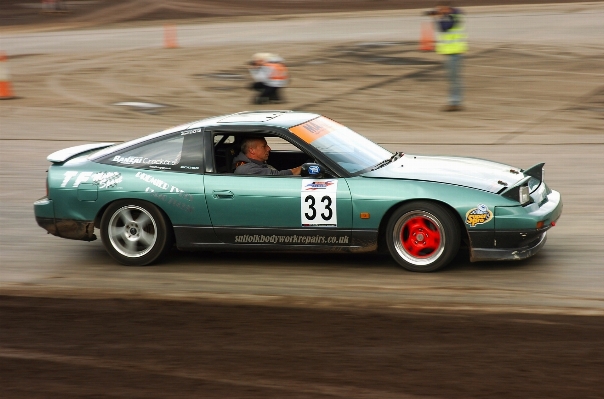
[402,216,441,257]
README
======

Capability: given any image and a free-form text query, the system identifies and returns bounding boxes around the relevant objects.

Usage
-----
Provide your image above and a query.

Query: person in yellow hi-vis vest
[427,1,468,111]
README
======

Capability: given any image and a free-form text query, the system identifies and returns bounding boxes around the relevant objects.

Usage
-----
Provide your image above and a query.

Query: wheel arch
[94,198,174,235]
[376,198,468,254]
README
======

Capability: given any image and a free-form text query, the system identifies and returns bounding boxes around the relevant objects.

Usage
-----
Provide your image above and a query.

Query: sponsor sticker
[301,179,338,227]
[135,171,184,193]
[303,180,334,191]
[145,188,194,213]
[234,234,349,245]
[111,155,176,166]
[180,128,202,136]
[61,171,82,187]
[466,204,493,227]
[308,165,321,175]
[92,172,122,189]
[61,171,123,189]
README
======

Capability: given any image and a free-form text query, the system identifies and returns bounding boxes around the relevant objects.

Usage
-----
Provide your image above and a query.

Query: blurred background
[1,1,604,398]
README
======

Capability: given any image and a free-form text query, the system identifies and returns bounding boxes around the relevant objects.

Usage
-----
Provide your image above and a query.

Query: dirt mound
[1,0,591,28]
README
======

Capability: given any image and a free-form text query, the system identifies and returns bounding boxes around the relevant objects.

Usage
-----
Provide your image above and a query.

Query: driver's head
[242,137,271,162]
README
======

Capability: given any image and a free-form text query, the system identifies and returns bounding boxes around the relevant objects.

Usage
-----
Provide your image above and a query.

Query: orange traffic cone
[0,52,15,100]
[164,25,179,49]
[419,22,435,52]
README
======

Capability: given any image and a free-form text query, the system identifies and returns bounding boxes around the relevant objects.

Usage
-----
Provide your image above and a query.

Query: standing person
[428,1,468,111]
[248,53,289,104]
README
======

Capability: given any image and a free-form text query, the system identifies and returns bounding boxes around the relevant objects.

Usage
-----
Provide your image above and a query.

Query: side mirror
[300,163,324,178]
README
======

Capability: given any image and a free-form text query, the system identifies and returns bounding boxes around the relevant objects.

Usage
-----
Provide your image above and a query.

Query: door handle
[213,190,234,199]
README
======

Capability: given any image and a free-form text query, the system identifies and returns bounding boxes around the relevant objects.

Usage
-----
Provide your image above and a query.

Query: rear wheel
[100,200,172,266]
[386,202,460,272]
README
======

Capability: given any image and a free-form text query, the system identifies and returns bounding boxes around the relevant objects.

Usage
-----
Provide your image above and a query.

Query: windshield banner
[289,117,341,143]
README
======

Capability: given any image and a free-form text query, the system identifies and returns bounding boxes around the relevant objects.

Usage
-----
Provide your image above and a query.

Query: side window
[98,135,185,171]
[97,132,202,173]
[211,133,316,175]
[214,135,235,145]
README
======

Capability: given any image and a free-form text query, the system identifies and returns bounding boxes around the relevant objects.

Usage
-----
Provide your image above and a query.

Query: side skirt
[174,226,378,253]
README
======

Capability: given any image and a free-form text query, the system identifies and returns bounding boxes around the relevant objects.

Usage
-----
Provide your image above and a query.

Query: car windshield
[289,117,392,174]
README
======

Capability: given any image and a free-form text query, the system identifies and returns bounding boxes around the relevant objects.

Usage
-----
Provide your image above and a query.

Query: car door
[203,130,352,246]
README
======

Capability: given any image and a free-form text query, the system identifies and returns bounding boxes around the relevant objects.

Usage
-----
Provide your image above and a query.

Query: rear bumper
[34,197,96,241]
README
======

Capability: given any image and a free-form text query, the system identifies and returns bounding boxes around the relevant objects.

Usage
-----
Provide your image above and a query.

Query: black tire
[100,200,172,266]
[386,202,460,272]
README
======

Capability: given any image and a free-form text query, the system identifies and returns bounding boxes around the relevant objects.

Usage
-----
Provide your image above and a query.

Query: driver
[233,137,302,176]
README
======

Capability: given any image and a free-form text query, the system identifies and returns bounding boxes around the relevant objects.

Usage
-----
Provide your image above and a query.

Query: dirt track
[2,1,604,398]
[2,0,594,28]
[2,296,604,399]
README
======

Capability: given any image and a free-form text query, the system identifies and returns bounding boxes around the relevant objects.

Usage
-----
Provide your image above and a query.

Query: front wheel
[386,202,460,272]
[100,200,172,266]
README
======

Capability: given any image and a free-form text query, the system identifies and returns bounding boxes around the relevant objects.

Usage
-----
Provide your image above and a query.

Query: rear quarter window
[95,131,203,172]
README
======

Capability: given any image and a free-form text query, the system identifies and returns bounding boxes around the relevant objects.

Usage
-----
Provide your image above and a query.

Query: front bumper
[468,187,561,262]
[470,231,547,262]
[34,197,96,241]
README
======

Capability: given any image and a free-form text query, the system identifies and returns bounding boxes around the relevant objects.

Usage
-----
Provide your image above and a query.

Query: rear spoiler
[47,143,115,163]
[501,163,544,202]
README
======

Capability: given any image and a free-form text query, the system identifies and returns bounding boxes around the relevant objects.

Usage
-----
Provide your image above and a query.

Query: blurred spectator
[427,1,468,111]
[43,0,66,12]
[248,53,289,104]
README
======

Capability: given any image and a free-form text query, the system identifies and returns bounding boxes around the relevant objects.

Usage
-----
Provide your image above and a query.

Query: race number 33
[301,179,338,226]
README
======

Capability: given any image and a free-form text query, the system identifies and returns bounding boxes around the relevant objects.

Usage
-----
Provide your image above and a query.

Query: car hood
[361,154,525,193]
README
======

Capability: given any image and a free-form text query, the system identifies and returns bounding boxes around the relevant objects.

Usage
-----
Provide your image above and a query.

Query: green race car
[34,111,562,272]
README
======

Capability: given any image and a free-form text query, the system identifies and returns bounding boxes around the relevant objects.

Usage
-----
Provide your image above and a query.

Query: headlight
[502,162,545,205]
[519,186,530,205]
[502,182,533,205]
